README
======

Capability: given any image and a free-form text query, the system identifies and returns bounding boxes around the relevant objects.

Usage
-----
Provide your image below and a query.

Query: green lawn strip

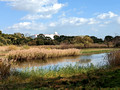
[81,48,120,55]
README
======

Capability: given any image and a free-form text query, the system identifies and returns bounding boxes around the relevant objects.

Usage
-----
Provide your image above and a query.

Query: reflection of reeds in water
[11,56,80,69]
[78,59,91,64]
[7,48,80,61]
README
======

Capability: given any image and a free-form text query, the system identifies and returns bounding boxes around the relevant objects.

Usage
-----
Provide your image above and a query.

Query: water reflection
[78,59,91,64]
[11,53,108,71]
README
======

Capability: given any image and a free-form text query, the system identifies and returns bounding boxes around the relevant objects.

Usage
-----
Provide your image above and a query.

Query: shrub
[7,45,18,51]
[22,45,30,49]
[0,42,3,46]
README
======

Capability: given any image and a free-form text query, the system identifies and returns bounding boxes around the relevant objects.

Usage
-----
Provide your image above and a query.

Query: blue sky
[0,0,120,38]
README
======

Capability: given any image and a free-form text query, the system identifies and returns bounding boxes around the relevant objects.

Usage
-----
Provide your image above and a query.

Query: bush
[0,42,3,46]
[7,45,18,51]
[22,45,30,49]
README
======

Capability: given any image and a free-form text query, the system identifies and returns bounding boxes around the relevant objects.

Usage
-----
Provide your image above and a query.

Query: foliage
[22,45,30,49]
[0,30,120,48]
[113,36,120,47]
[90,36,103,43]
[104,35,113,47]
[7,45,18,51]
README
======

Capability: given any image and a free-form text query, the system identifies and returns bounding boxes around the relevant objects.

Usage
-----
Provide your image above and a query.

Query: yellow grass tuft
[7,45,19,51]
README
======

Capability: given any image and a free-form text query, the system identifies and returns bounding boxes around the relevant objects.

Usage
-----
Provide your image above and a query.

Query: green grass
[1,65,120,89]
[0,64,97,84]
[9,64,97,79]
[81,48,120,55]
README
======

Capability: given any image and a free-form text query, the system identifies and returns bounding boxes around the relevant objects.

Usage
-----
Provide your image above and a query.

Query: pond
[11,53,108,71]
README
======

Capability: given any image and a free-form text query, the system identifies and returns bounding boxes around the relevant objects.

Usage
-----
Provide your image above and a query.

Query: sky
[0,0,120,38]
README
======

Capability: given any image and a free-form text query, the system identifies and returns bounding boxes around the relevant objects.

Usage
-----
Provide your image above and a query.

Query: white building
[44,32,59,39]
[30,32,59,39]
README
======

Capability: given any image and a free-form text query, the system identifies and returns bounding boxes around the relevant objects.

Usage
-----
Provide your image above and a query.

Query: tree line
[0,30,120,47]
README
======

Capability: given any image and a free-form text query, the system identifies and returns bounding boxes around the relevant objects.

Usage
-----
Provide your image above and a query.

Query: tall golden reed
[107,50,120,67]
[0,59,11,79]
[7,48,80,61]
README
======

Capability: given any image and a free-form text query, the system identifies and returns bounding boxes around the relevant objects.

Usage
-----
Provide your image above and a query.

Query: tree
[73,36,83,44]
[14,33,24,38]
[37,34,46,39]
[82,36,93,48]
[104,36,113,48]
[0,36,7,45]
[90,36,103,43]
[113,36,120,47]
[36,39,44,45]
[0,30,2,35]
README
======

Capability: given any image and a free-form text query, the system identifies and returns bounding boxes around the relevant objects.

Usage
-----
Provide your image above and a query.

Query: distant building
[44,32,59,39]
[30,34,38,39]
[30,32,59,39]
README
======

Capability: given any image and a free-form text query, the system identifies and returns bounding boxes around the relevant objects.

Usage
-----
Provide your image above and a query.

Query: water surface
[11,53,108,71]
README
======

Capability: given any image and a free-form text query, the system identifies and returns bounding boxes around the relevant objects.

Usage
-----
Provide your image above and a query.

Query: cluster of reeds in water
[7,48,80,61]
[0,59,11,79]
[107,50,120,67]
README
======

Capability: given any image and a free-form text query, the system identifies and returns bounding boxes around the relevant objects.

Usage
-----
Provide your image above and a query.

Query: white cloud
[59,17,88,26]
[49,23,56,27]
[4,11,120,34]
[7,22,47,31]
[21,14,52,20]
[88,18,99,24]
[58,17,101,26]
[117,17,120,24]
[0,0,64,20]
[97,11,118,19]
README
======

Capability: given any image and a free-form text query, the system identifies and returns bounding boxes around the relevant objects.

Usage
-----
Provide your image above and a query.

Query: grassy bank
[1,50,120,89]
[0,65,120,89]
[0,64,98,89]
[81,48,119,55]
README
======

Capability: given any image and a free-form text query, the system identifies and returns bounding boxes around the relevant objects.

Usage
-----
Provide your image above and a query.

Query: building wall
[30,32,59,39]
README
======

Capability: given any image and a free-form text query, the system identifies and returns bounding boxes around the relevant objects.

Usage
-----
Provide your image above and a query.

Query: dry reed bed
[32,44,109,49]
[0,46,9,52]
[0,59,11,79]
[7,48,80,61]
[107,50,120,67]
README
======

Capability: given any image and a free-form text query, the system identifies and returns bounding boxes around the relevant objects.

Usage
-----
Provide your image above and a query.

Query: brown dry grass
[32,43,109,49]
[0,46,9,52]
[0,45,19,52]
[7,48,80,61]
[0,59,11,79]
[107,50,120,67]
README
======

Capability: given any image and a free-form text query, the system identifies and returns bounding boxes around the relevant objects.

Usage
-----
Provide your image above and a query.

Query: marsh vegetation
[0,45,120,89]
